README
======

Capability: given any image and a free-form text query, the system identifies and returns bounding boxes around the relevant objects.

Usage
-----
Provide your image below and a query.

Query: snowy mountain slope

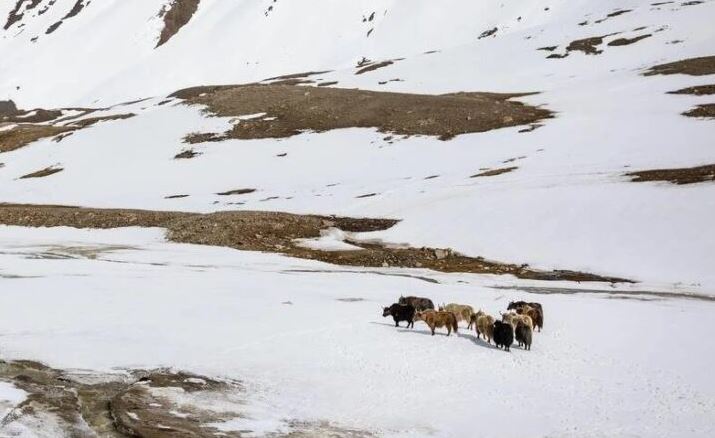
[2,0,715,290]
[1,1,715,436]
[0,0,710,106]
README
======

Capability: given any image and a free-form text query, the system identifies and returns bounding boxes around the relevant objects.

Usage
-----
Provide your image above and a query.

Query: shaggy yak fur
[413,310,458,336]
[493,320,514,351]
[383,303,416,328]
[472,310,496,344]
[439,303,474,325]
[515,304,544,332]
[508,301,542,311]
[502,311,533,331]
[515,321,533,350]
[398,295,435,311]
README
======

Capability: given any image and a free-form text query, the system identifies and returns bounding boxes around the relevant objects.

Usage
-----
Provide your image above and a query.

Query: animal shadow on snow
[371,321,507,351]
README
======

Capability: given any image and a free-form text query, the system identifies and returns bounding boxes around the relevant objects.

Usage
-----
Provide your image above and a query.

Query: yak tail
[451,314,458,333]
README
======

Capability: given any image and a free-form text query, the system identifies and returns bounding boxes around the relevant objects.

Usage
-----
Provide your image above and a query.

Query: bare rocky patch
[668,84,715,95]
[217,188,256,196]
[0,203,632,283]
[626,163,715,184]
[4,0,42,30]
[19,166,63,179]
[566,35,608,55]
[0,359,245,437]
[156,0,200,47]
[355,60,395,75]
[45,0,89,34]
[174,84,552,142]
[643,55,715,76]
[470,166,518,178]
[68,113,136,128]
[0,125,73,153]
[594,9,632,24]
[174,148,201,159]
[608,34,652,46]
[682,103,715,118]
[1,108,63,124]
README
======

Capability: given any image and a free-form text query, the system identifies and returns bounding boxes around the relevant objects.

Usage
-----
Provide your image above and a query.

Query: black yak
[398,295,435,311]
[493,320,514,351]
[383,303,416,328]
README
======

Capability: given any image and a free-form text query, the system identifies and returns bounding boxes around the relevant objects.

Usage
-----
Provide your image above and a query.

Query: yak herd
[382,295,544,352]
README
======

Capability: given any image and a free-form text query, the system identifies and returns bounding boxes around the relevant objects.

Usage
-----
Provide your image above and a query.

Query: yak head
[382,306,391,317]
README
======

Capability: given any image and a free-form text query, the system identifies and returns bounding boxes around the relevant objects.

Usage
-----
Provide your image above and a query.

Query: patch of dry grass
[0,125,74,153]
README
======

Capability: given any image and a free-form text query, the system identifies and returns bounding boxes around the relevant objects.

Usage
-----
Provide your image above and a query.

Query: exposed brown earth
[217,188,257,195]
[643,55,715,76]
[608,34,652,46]
[174,148,200,159]
[594,9,632,24]
[46,0,89,34]
[682,103,715,118]
[175,84,552,142]
[668,84,715,95]
[68,113,136,128]
[0,100,18,115]
[0,203,632,283]
[567,36,607,55]
[156,0,201,48]
[1,108,62,123]
[470,166,518,178]
[626,164,715,184]
[4,0,42,30]
[0,359,245,437]
[0,125,73,153]
[356,60,395,75]
[265,71,332,82]
[19,166,63,179]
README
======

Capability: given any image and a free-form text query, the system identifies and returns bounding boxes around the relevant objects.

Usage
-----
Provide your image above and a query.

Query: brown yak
[413,310,458,336]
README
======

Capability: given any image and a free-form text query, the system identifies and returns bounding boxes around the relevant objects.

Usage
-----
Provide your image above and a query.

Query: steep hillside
[0,1,714,437]
[1,0,714,289]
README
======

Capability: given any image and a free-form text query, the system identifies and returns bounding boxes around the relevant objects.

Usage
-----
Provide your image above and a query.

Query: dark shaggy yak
[508,301,544,332]
[398,295,435,311]
[383,303,416,328]
[493,320,514,351]
[515,321,532,350]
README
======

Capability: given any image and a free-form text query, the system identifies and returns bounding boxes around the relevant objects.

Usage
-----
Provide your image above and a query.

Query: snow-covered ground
[1,0,714,436]
[0,226,713,437]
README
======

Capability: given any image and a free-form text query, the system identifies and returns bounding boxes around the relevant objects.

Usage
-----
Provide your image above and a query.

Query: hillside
[0,1,714,437]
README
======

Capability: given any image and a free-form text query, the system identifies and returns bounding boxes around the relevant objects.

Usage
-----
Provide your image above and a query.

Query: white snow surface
[1,1,715,436]
[0,226,713,437]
